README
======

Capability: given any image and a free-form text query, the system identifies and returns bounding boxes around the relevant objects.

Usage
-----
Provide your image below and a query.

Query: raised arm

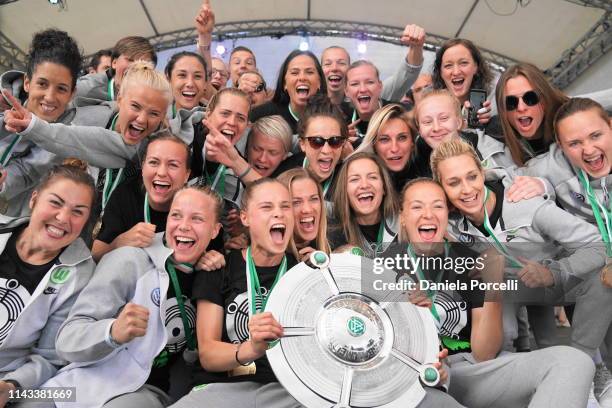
[381,24,425,102]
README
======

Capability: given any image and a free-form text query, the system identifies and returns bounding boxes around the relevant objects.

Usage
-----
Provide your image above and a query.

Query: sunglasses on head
[303,136,347,149]
[505,91,540,111]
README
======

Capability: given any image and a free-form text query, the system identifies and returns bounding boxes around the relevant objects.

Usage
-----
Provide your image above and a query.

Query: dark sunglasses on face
[505,90,540,111]
[303,136,347,149]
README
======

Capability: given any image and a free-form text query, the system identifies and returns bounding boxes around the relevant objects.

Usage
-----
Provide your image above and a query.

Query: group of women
[0,1,611,407]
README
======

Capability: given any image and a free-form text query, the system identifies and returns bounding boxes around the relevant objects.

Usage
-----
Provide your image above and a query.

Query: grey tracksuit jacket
[43,233,179,407]
[0,215,94,389]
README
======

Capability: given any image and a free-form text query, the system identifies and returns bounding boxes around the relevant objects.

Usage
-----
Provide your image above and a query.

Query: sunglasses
[254,83,265,93]
[303,136,347,149]
[505,91,540,111]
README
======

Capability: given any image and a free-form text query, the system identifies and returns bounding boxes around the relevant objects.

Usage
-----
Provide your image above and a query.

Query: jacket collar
[143,232,174,271]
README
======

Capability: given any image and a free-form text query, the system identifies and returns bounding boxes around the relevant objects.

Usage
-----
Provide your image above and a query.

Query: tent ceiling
[0,0,609,83]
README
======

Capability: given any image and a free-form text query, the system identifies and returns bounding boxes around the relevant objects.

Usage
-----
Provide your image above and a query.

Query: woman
[431,38,494,129]
[0,162,96,404]
[496,62,568,165]
[355,103,415,193]
[46,185,223,407]
[250,50,327,134]
[164,51,208,117]
[411,89,513,178]
[397,177,595,408]
[170,178,299,407]
[272,97,348,202]
[430,138,612,364]
[329,152,399,254]
[0,29,83,217]
[277,168,331,261]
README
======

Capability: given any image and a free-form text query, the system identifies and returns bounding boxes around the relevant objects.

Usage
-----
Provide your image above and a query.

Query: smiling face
[374,118,413,172]
[27,178,93,254]
[299,116,344,182]
[345,64,382,120]
[417,94,463,149]
[229,50,256,85]
[116,85,168,145]
[207,93,250,145]
[557,109,612,179]
[240,182,294,256]
[284,54,321,111]
[401,182,448,244]
[437,154,486,220]
[346,158,384,224]
[321,47,349,94]
[24,62,74,123]
[441,44,479,102]
[166,189,221,264]
[504,75,545,139]
[290,178,321,245]
[170,56,207,111]
[142,139,190,211]
[248,129,287,177]
[211,58,229,90]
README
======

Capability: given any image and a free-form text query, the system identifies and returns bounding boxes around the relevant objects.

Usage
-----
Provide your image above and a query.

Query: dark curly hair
[26,29,82,90]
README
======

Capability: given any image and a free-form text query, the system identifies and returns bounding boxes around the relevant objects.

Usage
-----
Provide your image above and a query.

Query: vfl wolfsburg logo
[347,316,366,337]
[50,267,71,284]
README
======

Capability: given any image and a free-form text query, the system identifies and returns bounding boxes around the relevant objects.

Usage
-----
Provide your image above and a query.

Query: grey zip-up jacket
[447,175,606,289]
[520,143,612,225]
[0,215,94,389]
[75,71,113,101]
[14,107,203,171]
[0,74,115,216]
[381,60,422,102]
[43,233,179,407]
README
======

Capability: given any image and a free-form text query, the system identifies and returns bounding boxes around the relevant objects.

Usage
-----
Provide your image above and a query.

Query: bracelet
[237,166,252,179]
[197,40,211,51]
[235,343,252,366]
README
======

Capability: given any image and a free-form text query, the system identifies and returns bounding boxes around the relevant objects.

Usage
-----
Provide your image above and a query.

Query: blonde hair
[414,89,462,129]
[174,185,223,223]
[355,104,414,156]
[206,87,251,116]
[277,168,331,257]
[119,60,171,104]
[249,115,293,154]
[430,138,482,182]
[332,152,399,249]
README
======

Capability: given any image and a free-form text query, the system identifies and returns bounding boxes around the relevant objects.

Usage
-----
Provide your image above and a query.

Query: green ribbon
[107,78,115,101]
[144,192,151,224]
[0,133,22,167]
[406,242,449,322]
[288,104,300,123]
[205,164,226,197]
[165,259,196,351]
[245,246,287,316]
[578,169,612,256]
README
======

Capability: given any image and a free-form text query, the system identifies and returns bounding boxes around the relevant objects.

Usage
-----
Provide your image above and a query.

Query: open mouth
[357,192,374,204]
[584,154,605,173]
[517,116,533,128]
[253,163,269,172]
[296,85,310,97]
[126,123,145,143]
[211,81,222,90]
[317,158,333,173]
[40,103,57,115]
[175,236,195,250]
[459,193,479,208]
[417,224,437,241]
[181,91,197,100]
[328,75,342,85]
[450,78,465,90]
[46,224,67,238]
[220,129,235,140]
[357,95,371,109]
[270,223,286,244]
[299,216,315,233]
[152,180,171,193]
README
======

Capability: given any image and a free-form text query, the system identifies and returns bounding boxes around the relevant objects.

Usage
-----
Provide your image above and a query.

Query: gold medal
[229,361,256,377]
[601,260,612,288]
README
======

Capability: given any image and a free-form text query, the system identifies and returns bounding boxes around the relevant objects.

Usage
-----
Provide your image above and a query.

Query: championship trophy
[266,251,441,408]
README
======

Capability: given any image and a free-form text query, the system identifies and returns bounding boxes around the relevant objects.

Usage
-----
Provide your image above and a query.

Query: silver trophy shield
[266,252,441,408]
